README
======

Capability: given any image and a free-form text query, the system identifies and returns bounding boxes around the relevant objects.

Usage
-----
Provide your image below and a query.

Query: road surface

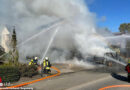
[25,65,130,90]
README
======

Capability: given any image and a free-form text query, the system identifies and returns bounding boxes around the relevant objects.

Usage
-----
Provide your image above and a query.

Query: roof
[1,27,10,35]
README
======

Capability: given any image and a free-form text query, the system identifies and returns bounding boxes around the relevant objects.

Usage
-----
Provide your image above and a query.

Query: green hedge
[0,65,20,83]
[18,64,38,78]
[0,64,38,83]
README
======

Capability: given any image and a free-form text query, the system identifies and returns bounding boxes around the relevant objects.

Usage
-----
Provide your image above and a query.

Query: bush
[0,65,20,83]
[0,63,38,83]
[18,64,38,78]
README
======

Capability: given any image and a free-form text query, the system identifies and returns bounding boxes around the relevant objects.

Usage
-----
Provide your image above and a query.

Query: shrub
[18,64,38,78]
[0,63,38,83]
[0,65,20,83]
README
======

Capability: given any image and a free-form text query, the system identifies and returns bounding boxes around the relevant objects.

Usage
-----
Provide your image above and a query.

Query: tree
[0,46,5,56]
[127,23,130,31]
[126,40,130,58]
[0,45,5,63]
[10,27,19,64]
[119,23,130,33]
[119,23,130,58]
[11,29,17,49]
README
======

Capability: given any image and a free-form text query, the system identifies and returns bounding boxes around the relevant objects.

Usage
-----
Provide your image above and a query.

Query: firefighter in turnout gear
[42,57,51,74]
[125,59,130,82]
[29,57,38,66]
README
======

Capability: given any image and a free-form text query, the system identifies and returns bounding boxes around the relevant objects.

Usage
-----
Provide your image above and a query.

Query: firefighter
[29,57,38,65]
[125,60,130,82]
[42,57,51,74]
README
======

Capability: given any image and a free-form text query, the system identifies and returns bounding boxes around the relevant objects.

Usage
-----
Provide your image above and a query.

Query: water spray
[104,34,130,39]
[104,56,126,66]
[94,33,127,66]
[40,27,60,64]
[17,20,63,47]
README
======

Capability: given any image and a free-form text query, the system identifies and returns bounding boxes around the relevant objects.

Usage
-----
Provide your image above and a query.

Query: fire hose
[5,66,60,89]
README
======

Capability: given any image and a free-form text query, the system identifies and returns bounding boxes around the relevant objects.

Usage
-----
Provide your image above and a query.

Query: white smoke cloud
[0,0,111,64]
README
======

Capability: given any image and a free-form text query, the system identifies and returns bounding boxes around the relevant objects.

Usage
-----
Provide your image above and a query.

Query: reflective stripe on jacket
[43,60,50,69]
[29,59,37,65]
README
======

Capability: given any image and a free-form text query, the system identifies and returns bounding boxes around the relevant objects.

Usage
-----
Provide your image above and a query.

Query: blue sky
[85,0,130,32]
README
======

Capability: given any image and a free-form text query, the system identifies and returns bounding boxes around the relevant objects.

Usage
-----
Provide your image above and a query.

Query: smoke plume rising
[0,0,111,65]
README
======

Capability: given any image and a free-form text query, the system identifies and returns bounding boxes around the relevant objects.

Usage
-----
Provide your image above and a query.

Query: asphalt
[25,64,130,90]
[67,73,130,90]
